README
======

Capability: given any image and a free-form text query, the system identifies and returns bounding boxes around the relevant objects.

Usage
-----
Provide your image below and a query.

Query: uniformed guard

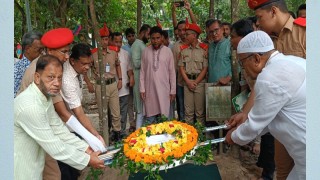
[92,23,122,142]
[178,20,208,125]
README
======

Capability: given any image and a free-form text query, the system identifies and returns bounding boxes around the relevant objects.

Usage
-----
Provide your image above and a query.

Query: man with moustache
[14,31,43,97]
[131,24,151,128]
[14,55,105,180]
[140,26,176,122]
[18,28,105,180]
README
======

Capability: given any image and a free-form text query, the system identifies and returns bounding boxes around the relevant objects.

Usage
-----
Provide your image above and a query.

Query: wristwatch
[119,78,122,80]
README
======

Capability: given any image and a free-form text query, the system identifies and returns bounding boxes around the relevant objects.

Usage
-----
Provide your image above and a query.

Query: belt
[96,77,116,85]
[187,74,199,80]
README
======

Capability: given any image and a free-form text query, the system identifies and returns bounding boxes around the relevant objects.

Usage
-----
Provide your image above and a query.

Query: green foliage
[85,167,103,180]
[14,0,306,43]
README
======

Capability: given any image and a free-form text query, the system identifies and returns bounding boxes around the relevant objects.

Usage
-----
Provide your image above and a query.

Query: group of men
[13,0,306,179]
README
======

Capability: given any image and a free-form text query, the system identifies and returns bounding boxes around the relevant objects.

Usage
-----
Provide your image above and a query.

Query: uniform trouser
[176,84,185,120]
[128,87,135,128]
[119,95,129,133]
[43,153,61,180]
[96,82,121,140]
[275,139,294,180]
[184,83,205,125]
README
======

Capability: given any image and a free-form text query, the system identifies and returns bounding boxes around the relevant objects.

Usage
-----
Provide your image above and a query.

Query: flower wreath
[123,120,198,164]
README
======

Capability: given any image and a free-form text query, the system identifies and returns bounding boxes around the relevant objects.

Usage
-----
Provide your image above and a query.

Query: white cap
[237,31,274,54]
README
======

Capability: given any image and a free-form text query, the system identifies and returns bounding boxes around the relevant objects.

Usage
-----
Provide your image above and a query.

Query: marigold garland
[123,120,198,164]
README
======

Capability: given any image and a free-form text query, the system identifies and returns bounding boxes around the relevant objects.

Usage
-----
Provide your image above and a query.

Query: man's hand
[225,112,248,129]
[85,147,94,155]
[87,81,95,93]
[218,77,231,85]
[140,92,146,101]
[186,80,197,91]
[129,76,135,87]
[252,143,260,155]
[170,94,176,102]
[172,2,177,11]
[184,0,191,10]
[225,128,236,145]
[117,80,122,90]
[88,151,105,169]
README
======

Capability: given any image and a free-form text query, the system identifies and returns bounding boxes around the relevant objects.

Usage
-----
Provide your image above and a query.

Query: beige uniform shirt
[92,47,120,79]
[178,43,208,76]
[271,16,306,59]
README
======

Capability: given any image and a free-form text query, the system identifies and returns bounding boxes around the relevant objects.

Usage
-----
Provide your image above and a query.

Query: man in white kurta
[140,26,176,121]
[226,31,306,180]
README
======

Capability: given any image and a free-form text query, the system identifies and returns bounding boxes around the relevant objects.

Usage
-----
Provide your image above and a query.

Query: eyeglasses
[238,54,254,67]
[209,28,220,35]
[56,49,71,56]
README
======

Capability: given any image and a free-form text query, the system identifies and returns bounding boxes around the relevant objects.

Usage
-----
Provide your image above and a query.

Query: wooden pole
[88,0,109,145]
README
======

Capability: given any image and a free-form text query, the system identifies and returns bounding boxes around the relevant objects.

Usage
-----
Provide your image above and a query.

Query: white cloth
[117,49,132,97]
[237,31,274,54]
[231,52,306,179]
[66,115,106,152]
[60,60,83,109]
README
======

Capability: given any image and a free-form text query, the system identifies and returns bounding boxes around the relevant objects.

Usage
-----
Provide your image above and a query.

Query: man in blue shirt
[14,31,43,97]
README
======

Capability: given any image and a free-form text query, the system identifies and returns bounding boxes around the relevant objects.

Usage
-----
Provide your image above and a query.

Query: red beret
[248,0,280,10]
[41,28,74,49]
[185,22,202,34]
[99,23,110,37]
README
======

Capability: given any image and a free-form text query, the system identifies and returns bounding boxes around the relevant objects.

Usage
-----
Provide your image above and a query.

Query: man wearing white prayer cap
[225,31,306,180]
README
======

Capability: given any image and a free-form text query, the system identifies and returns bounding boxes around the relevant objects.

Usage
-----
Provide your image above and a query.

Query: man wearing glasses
[14,30,43,97]
[18,28,106,180]
[226,30,306,180]
[207,19,232,86]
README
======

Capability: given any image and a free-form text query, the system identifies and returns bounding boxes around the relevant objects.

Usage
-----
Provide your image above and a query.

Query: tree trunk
[209,0,214,19]
[137,0,142,33]
[231,0,240,107]
[15,0,26,37]
[88,0,109,145]
[231,0,240,23]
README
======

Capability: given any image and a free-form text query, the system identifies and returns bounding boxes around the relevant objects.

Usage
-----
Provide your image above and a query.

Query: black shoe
[113,131,121,142]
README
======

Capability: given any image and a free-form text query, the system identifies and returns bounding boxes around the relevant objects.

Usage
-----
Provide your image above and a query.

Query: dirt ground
[79,82,266,180]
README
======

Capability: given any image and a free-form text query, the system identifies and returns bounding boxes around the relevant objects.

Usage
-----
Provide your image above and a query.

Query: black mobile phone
[176,1,185,7]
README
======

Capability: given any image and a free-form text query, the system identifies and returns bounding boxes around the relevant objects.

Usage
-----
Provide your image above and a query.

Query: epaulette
[293,17,306,27]
[108,46,120,52]
[180,44,189,51]
[199,43,208,50]
[91,48,98,54]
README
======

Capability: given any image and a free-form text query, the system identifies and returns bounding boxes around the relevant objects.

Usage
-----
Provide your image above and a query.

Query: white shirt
[117,49,132,97]
[61,60,83,109]
[231,52,306,180]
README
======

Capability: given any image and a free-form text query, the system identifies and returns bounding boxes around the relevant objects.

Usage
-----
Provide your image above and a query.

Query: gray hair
[21,31,43,52]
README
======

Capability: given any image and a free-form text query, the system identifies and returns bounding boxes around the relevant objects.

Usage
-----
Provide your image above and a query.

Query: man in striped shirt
[14,55,105,180]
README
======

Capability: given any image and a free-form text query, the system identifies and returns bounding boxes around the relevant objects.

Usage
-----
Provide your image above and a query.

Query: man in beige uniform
[92,24,122,142]
[178,22,208,125]
[18,28,105,180]
[228,1,306,179]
